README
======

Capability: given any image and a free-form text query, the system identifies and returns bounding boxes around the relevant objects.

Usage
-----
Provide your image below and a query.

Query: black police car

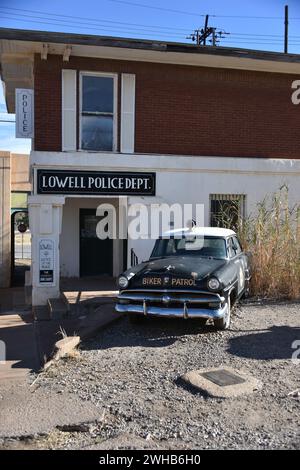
[116,227,251,330]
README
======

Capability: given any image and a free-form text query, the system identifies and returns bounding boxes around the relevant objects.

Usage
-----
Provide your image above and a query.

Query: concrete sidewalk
[0,284,120,382]
[0,285,120,440]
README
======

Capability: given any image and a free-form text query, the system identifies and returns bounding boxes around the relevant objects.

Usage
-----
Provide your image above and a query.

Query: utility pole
[284,4,289,53]
[186,15,229,47]
[203,15,209,46]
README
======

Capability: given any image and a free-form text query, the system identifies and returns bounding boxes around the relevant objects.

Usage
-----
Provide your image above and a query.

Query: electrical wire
[106,0,206,18]
[1,6,300,40]
[1,6,300,49]
[106,0,300,20]
[0,14,187,39]
[0,5,191,32]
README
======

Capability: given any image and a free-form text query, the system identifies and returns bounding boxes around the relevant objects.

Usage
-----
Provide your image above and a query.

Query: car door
[228,236,245,296]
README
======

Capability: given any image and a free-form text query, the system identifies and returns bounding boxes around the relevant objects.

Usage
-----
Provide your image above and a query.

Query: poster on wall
[39,238,55,285]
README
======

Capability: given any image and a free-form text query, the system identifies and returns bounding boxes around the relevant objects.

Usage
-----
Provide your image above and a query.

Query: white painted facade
[28,150,300,305]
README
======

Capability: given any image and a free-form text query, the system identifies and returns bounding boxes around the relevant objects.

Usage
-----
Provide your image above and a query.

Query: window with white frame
[210,194,246,230]
[80,73,117,151]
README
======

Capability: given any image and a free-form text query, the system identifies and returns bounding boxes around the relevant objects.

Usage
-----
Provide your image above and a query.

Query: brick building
[0,28,300,306]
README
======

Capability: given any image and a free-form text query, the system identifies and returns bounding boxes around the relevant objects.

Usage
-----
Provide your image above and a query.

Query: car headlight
[208,277,220,290]
[118,276,129,289]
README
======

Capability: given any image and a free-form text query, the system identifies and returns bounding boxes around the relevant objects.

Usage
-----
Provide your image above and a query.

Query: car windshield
[151,236,227,259]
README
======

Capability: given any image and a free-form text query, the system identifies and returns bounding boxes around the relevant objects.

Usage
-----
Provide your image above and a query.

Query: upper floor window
[80,72,117,152]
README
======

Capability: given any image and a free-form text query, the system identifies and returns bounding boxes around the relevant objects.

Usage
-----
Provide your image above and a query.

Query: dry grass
[217,186,300,300]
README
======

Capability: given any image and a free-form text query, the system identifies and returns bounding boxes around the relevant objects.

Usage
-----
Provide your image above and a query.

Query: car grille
[117,289,224,309]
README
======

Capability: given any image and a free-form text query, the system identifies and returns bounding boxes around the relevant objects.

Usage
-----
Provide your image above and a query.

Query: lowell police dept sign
[37,169,156,196]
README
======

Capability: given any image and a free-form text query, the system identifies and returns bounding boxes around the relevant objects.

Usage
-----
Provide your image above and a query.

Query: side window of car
[227,238,235,258]
[232,236,242,255]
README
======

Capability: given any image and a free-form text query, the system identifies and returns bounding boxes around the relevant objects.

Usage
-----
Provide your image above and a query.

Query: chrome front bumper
[115,289,228,320]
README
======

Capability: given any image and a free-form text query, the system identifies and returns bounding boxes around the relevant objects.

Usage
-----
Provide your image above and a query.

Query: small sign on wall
[39,238,55,285]
[15,89,34,138]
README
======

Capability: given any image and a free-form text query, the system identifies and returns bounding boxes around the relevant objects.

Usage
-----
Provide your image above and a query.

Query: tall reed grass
[216,186,300,300]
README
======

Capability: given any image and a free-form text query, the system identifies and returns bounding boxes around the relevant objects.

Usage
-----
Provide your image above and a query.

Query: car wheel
[214,296,231,330]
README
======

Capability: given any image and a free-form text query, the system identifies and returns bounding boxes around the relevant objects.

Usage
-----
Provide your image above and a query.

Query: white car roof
[162,226,236,238]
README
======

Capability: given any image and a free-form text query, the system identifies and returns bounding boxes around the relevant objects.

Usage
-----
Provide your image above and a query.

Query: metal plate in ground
[201,369,246,387]
[181,366,262,398]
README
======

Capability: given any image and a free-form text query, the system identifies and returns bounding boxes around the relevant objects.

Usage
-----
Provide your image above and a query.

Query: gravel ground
[3,303,300,450]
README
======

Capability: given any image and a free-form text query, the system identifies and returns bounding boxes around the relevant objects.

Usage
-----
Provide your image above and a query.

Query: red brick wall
[34,55,62,151]
[34,54,300,158]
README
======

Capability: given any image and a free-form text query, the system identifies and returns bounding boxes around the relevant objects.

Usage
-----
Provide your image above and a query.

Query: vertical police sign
[15,89,34,138]
[39,238,55,285]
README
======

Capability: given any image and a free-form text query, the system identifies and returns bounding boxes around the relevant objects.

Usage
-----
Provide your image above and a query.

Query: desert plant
[217,186,300,300]
[241,187,300,299]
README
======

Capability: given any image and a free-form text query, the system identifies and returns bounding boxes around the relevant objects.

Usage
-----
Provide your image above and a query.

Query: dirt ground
[1,302,299,450]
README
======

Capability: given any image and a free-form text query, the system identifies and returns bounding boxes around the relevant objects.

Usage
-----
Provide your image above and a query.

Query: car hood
[127,256,227,289]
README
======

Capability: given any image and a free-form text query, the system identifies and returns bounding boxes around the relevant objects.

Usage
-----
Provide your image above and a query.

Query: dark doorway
[80,209,113,277]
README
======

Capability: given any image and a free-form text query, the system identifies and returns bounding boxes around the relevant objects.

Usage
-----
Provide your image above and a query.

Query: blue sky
[1,0,300,153]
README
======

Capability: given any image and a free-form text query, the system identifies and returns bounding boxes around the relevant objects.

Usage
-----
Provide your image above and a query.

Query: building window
[80,73,117,151]
[210,194,246,230]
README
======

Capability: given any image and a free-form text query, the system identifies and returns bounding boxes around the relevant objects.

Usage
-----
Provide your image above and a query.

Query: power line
[4,14,300,46]
[2,6,300,41]
[230,32,300,38]
[4,0,289,21]
[223,40,300,45]
[1,1,300,25]
[2,10,300,41]
[106,0,300,20]
[106,0,206,18]
[224,37,300,44]
[0,6,191,32]
[0,11,188,37]
[1,6,300,50]
[0,15,187,39]
[2,15,300,48]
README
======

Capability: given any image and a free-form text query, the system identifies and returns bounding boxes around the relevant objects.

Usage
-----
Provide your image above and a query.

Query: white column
[28,195,65,306]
